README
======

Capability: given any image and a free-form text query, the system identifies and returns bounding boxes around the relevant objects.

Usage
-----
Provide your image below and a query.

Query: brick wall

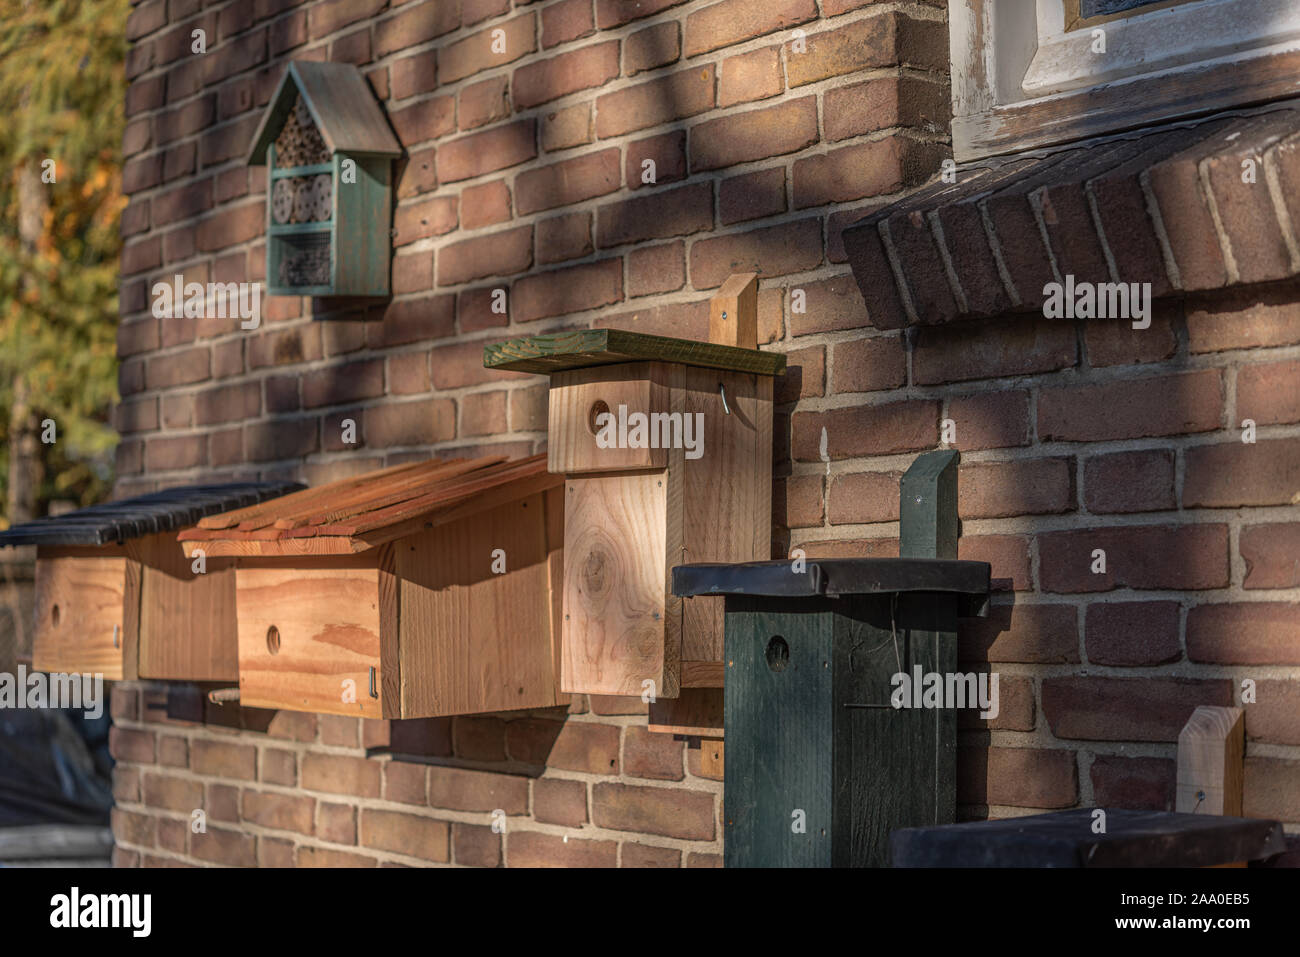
[110,0,1299,867]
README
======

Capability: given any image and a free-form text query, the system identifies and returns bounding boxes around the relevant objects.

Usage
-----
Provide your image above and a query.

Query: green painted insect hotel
[247,61,401,297]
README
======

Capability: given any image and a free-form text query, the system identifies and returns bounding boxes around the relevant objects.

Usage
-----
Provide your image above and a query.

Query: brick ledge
[842,101,1300,329]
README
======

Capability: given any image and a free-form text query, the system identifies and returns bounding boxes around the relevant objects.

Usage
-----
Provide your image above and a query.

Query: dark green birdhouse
[247,61,401,297]
[673,451,993,867]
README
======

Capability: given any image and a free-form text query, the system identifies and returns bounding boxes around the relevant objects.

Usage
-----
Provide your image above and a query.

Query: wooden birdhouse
[178,456,568,720]
[483,277,785,704]
[246,61,401,297]
[0,482,302,681]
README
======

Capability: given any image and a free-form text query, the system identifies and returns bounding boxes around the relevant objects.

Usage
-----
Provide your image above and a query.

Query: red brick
[1040,524,1229,593]
[1238,358,1300,425]
[1084,450,1176,514]
[261,749,296,787]
[437,225,533,285]
[316,802,356,845]
[787,273,867,336]
[296,846,378,867]
[778,473,825,528]
[1086,601,1181,666]
[430,340,529,389]
[796,138,941,208]
[957,674,1035,732]
[947,391,1029,451]
[384,761,429,805]
[1247,680,1300,745]
[308,0,383,40]
[514,39,618,109]
[596,0,685,29]
[508,831,616,867]
[368,295,455,348]
[534,777,588,826]
[516,148,620,215]
[463,0,511,26]
[623,726,684,781]
[594,65,715,138]
[628,242,685,298]
[458,75,511,130]
[301,753,381,798]
[360,809,450,861]
[542,0,594,47]
[960,534,1032,592]
[1039,370,1222,442]
[241,791,315,835]
[825,76,950,142]
[958,602,1079,663]
[719,45,782,107]
[690,96,817,172]
[829,336,906,395]
[438,14,536,84]
[191,827,256,867]
[958,746,1077,809]
[454,822,502,867]
[597,182,711,247]
[788,12,940,87]
[1186,284,1300,352]
[536,212,593,265]
[437,120,537,184]
[513,258,623,323]
[461,392,507,436]
[626,130,686,190]
[622,843,681,867]
[592,782,714,839]
[541,102,593,151]
[792,399,938,461]
[719,167,786,226]
[1183,438,1300,508]
[546,721,621,774]
[958,458,1074,519]
[1090,756,1175,810]
[1187,602,1300,664]
[1042,677,1232,741]
[1241,523,1300,589]
[1084,313,1179,367]
[460,180,511,230]
[625,21,679,75]
[364,398,456,447]
[390,50,438,101]
[684,0,816,57]
[428,766,528,814]
[690,217,823,289]
[914,316,1077,384]
[1244,758,1300,823]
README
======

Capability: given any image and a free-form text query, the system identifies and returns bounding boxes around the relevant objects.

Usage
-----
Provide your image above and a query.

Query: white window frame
[950,0,1300,161]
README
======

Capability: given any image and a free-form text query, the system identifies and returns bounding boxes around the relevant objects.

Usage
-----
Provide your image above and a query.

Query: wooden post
[1177,705,1245,815]
[900,449,959,559]
[709,272,759,350]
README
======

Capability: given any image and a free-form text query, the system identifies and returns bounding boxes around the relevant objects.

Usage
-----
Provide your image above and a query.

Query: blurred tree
[0,0,127,526]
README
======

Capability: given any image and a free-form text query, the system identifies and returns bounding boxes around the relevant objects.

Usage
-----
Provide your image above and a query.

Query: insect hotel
[246,61,400,297]
[177,455,567,720]
[483,276,784,736]
[0,482,301,681]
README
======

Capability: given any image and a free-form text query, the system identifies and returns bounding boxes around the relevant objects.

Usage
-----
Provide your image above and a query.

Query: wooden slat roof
[178,454,559,557]
[246,61,402,165]
[0,481,305,547]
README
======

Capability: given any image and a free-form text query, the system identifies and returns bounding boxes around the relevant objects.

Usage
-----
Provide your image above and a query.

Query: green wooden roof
[483,329,787,376]
[247,61,402,166]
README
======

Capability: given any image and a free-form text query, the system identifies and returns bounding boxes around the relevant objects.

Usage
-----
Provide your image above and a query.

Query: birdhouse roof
[177,454,559,556]
[0,481,305,547]
[247,60,402,166]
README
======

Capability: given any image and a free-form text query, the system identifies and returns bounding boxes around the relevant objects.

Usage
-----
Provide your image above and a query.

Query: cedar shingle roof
[178,454,558,557]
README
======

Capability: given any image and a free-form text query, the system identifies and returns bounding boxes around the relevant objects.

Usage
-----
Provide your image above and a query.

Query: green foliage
[0,0,129,522]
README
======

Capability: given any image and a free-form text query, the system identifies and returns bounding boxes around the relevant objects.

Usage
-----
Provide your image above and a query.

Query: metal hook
[369,667,378,699]
[113,624,120,650]
[719,383,731,414]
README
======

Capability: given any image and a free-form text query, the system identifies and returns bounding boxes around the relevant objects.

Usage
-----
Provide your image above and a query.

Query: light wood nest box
[484,311,785,704]
[178,456,567,719]
[0,482,302,681]
[247,61,401,297]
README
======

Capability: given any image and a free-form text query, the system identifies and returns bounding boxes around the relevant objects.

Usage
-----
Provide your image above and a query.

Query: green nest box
[247,61,401,298]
